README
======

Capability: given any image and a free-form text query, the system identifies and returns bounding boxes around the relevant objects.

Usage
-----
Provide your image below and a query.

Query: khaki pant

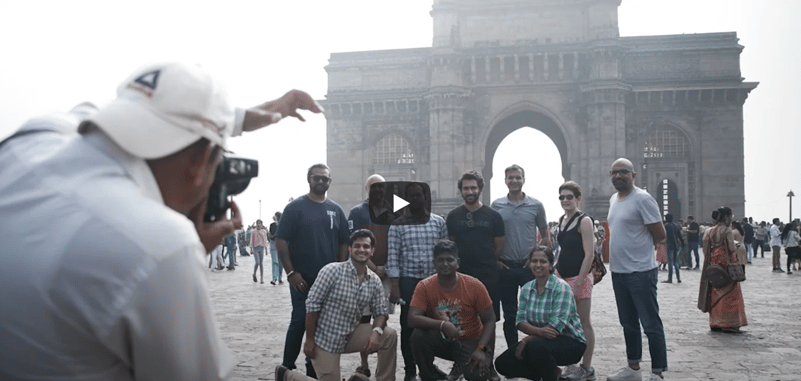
[773,245,782,269]
[310,324,397,381]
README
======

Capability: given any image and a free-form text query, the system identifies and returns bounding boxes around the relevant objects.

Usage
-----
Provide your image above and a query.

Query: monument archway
[482,108,569,205]
[323,0,757,219]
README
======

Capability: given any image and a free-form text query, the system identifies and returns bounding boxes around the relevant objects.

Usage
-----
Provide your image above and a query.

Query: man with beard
[388,182,448,381]
[347,174,394,377]
[446,170,504,381]
[489,164,550,350]
[276,163,350,378]
[606,158,667,381]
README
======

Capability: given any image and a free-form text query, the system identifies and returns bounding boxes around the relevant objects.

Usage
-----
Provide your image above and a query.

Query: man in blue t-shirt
[276,163,349,378]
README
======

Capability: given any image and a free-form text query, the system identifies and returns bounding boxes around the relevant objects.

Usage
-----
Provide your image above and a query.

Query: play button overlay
[368,181,431,226]
[393,194,409,213]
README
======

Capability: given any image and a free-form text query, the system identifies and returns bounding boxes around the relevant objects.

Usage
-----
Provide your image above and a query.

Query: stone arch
[480,103,570,202]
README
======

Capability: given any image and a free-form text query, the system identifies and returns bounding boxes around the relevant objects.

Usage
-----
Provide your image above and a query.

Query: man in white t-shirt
[770,218,783,272]
[605,158,668,381]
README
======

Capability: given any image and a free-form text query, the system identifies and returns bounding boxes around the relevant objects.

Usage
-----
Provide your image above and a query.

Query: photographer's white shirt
[0,113,234,380]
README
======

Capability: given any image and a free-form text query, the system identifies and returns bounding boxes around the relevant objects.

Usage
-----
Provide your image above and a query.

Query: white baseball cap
[81,62,234,159]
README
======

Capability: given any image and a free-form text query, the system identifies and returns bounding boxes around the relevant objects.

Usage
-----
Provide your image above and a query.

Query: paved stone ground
[209,250,801,381]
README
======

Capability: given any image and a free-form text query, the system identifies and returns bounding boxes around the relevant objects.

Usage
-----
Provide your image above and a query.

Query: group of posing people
[274,158,670,381]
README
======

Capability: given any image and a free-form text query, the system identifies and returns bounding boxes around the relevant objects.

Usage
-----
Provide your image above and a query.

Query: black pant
[410,329,484,381]
[399,277,422,377]
[786,246,801,271]
[752,239,766,257]
[495,336,586,381]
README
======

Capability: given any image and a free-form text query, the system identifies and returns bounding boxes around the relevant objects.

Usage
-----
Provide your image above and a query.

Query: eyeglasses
[558,194,575,201]
[609,169,631,176]
[311,175,331,183]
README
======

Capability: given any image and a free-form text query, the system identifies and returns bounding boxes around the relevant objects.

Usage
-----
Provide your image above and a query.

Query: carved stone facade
[324,0,757,220]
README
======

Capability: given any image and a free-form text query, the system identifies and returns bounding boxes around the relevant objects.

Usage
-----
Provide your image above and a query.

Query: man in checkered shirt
[297,229,398,381]
[387,182,448,381]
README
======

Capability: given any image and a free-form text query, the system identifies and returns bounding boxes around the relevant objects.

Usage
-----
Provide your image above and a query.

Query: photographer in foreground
[0,62,322,380]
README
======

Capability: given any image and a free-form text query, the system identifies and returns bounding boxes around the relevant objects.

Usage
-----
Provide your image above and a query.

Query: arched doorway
[490,128,564,220]
[482,110,569,205]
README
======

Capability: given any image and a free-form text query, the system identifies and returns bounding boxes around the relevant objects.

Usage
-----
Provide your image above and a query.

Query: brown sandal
[356,365,371,377]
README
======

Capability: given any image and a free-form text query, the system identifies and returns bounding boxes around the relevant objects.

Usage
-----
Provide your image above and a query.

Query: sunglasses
[609,169,631,176]
[311,175,331,183]
[558,194,575,201]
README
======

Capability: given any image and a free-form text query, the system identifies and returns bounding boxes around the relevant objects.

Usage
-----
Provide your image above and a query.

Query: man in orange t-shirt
[408,240,496,381]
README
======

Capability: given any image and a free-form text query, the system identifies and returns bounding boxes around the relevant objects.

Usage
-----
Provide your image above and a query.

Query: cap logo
[125,70,161,98]
[134,70,160,90]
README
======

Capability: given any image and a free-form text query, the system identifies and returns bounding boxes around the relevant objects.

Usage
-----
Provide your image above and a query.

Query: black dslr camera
[204,153,259,222]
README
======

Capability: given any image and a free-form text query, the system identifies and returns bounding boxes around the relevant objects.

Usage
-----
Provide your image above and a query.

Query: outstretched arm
[242,90,323,132]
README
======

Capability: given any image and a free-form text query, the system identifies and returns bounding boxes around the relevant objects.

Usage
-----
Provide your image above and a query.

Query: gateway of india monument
[323,0,758,220]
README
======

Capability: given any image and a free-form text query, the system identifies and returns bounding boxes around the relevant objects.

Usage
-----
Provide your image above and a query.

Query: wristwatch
[372,327,384,336]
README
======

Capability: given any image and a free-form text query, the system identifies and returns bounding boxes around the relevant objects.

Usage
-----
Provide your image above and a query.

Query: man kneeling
[281,229,397,381]
[408,240,496,381]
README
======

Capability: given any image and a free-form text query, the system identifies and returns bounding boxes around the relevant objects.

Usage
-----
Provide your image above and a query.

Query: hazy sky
[2,0,799,224]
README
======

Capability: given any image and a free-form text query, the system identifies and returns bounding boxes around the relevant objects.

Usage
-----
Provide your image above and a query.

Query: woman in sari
[699,206,747,333]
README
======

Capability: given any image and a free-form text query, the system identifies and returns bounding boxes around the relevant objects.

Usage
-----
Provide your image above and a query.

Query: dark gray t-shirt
[275,195,349,281]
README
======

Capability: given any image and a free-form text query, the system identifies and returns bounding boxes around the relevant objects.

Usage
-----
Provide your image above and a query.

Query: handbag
[591,252,607,285]
[703,264,731,288]
[726,262,746,282]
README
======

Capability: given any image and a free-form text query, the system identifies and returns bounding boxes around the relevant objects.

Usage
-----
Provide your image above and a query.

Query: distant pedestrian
[269,212,284,285]
[742,218,754,264]
[685,216,701,269]
[699,207,747,333]
[753,221,768,258]
[781,224,800,274]
[770,218,783,272]
[662,214,684,284]
[251,219,269,283]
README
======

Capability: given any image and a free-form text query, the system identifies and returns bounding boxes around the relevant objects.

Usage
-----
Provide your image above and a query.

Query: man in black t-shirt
[276,163,349,378]
[446,170,504,381]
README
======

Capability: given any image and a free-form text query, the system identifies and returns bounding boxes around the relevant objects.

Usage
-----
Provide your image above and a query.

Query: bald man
[606,158,668,381]
[347,174,395,377]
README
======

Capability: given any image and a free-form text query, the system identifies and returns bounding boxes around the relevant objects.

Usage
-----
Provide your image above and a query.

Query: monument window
[372,133,415,165]
[643,128,689,158]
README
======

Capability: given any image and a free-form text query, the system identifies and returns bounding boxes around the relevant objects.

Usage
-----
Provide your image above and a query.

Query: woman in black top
[554,181,597,381]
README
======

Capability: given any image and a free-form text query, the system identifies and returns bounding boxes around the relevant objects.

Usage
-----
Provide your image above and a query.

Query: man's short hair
[504,164,525,178]
[307,163,330,179]
[665,213,673,223]
[457,170,484,190]
[349,229,376,247]
[433,240,458,259]
[687,216,694,220]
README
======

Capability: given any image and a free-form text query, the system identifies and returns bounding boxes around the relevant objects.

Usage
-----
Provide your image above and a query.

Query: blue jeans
[283,280,314,373]
[270,241,283,281]
[666,248,680,282]
[499,265,535,350]
[611,268,667,373]
[253,246,265,280]
[227,244,236,268]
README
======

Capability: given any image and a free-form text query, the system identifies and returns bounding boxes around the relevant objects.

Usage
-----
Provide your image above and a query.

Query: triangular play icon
[393,194,409,213]
[134,70,160,90]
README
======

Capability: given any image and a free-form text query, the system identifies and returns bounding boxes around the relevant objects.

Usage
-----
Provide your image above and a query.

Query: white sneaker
[606,366,642,381]
[561,364,581,379]
[565,365,595,380]
[647,373,664,381]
